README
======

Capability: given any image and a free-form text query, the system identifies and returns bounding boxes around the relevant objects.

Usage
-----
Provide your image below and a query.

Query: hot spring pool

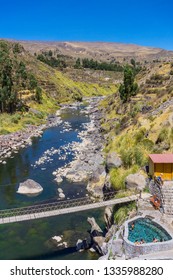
[128,218,172,243]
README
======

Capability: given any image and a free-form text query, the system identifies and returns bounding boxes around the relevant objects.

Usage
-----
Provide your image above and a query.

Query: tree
[131,58,136,68]
[74,58,81,69]
[48,50,53,57]
[119,65,138,103]
[0,41,41,113]
[35,87,42,103]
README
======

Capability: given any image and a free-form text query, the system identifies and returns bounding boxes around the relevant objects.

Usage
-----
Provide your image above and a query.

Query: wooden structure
[149,154,173,181]
[150,195,161,210]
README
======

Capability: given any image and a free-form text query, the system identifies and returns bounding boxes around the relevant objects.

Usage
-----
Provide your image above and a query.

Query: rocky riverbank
[53,97,106,188]
[0,115,62,164]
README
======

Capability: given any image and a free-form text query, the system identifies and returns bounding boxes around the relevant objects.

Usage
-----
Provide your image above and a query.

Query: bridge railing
[0,191,121,219]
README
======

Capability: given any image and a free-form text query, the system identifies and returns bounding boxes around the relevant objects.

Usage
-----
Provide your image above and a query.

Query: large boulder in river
[125,173,146,191]
[104,206,113,229]
[87,217,103,234]
[17,179,43,196]
[106,152,122,170]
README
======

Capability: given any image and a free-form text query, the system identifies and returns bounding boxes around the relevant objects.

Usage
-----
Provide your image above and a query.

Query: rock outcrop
[104,206,113,229]
[86,171,106,199]
[125,173,146,191]
[87,217,105,254]
[17,179,43,196]
[106,152,122,171]
[76,239,90,251]
[87,217,103,234]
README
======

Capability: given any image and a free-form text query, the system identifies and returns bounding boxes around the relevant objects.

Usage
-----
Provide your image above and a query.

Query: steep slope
[100,61,173,191]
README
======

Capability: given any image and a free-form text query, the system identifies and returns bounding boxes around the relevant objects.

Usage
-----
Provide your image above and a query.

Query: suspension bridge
[0,192,139,225]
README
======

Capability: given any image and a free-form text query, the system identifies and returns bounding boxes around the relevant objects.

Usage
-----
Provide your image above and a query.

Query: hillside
[1,39,173,137]
[100,60,173,191]
[0,40,117,134]
[13,40,173,63]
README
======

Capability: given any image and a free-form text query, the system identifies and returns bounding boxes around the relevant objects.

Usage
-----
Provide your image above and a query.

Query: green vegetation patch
[109,165,139,191]
[114,202,136,225]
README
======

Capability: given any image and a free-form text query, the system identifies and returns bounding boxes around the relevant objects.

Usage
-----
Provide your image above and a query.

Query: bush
[0,129,10,135]
[109,166,138,191]
[135,128,146,143]
[156,127,169,143]
[22,118,36,125]
[11,114,21,124]
[133,146,146,166]
[120,148,134,168]
[114,207,128,225]
[35,87,42,103]
[114,202,136,225]
[72,92,83,102]
[141,138,154,150]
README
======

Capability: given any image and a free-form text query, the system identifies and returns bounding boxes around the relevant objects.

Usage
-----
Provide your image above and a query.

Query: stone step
[162,192,173,194]
[163,206,173,211]
[162,201,173,204]
[162,206,173,211]
[163,205,173,210]
[162,195,173,198]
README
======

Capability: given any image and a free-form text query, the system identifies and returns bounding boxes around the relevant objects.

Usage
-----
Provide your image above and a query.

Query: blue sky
[0,0,173,50]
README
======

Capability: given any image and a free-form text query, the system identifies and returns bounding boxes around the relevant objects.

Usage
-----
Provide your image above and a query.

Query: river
[0,100,106,260]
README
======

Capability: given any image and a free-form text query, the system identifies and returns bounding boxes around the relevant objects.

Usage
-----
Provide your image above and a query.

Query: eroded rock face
[106,152,122,170]
[125,173,146,191]
[17,179,43,196]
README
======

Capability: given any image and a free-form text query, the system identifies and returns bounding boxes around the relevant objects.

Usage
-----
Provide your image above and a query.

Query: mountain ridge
[3,39,172,62]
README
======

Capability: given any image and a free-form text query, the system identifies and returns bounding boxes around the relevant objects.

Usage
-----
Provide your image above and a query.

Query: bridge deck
[0,195,139,225]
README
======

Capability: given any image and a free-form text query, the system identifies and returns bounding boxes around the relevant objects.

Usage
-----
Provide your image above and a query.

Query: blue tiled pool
[128,218,172,243]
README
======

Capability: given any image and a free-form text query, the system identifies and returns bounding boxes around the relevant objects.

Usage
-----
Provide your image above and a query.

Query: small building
[149,154,173,181]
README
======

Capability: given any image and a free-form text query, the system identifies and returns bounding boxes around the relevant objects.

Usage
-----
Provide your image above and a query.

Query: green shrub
[120,148,134,168]
[114,207,128,225]
[114,202,136,225]
[156,127,169,143]
[72,92,83,101]
[22,118,36,125]
[169,128,173,143]
[0,129,10,135]
[109,165,138,191]
[11,114,21,124]
[135,128,146,143]
[141,138,154,150]
[133,146,146,166]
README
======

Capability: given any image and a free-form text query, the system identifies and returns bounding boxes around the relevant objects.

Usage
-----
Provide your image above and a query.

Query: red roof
[149,154,173,163]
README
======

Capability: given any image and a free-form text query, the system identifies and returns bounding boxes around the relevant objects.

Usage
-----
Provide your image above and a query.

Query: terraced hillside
[100,60,173,191]
[0,40,117,133]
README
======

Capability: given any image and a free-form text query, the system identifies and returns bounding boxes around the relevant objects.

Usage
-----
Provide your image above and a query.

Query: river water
[0,103,106,260]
